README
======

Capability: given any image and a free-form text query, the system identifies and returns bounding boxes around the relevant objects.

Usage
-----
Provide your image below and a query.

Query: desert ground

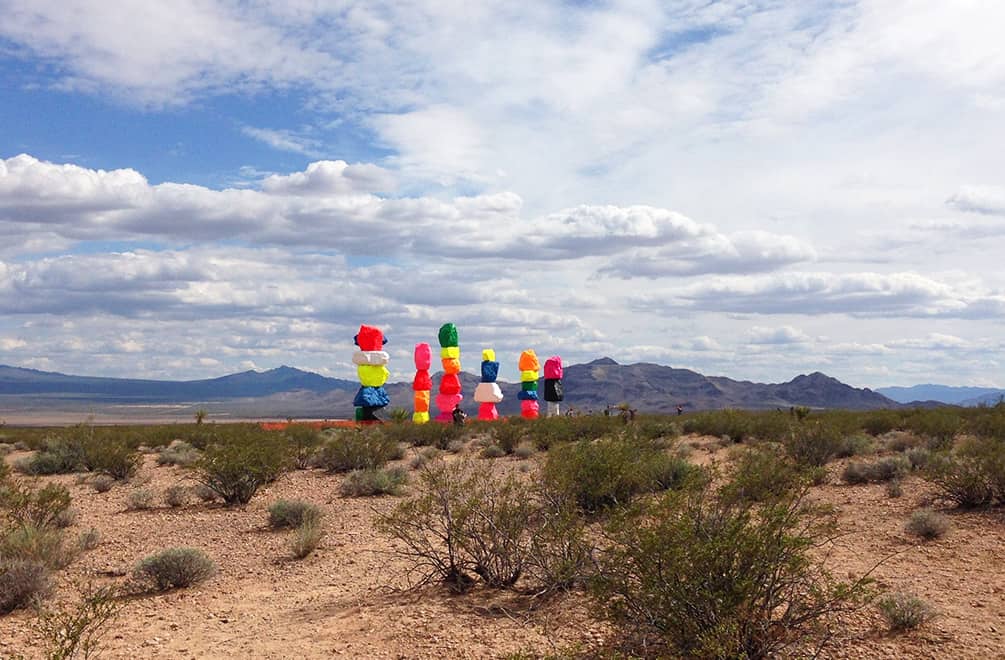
[2,431,1004,659]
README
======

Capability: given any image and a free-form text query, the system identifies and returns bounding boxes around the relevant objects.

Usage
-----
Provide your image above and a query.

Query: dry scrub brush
[592,479,873,659]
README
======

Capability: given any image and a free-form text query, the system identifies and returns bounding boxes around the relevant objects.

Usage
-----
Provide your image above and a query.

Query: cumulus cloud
[635,271,1005,319]
[0,155,812,275]
[745,325,811,345]
[599,229,816,277]
[261,160,395,195]
[946,186,1005,216]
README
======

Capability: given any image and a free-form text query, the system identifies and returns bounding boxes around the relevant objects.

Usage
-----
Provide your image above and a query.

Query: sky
[1,0,1003,388]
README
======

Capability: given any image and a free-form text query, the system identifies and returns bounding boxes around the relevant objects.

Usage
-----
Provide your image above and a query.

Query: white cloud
[947,186,1005,216]
[636,271,1005,319]
[241,127,324,158]
[261,160,395,195]
[745,325,811,345]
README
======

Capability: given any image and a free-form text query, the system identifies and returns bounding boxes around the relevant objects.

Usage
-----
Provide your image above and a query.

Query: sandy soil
[2,436,1004,659]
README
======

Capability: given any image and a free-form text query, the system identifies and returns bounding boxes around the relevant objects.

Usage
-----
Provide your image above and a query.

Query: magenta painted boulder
[477,403,499,420]
[414,342,432,370]
[544,356,563,379]
[435,393,463,414]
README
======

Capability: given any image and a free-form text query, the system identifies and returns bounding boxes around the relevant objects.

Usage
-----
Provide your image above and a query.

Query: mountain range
[876,384,1005,407]
[0,359,899,420]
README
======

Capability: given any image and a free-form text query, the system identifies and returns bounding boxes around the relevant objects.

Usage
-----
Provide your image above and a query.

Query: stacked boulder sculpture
[434,323,463,422]
[352,324,390,422]
[543,355,564,417]
[412,342,432,424]
[474,349,504,420]
[518,349,540,419]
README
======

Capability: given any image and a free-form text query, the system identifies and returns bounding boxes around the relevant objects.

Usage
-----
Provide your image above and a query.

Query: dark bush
[340,468,408,497]
[924,436,1004,507]
[723,444,805,503]
[194,432,290,505]
[543,438,699,513]
[0,559,52,613]
[784,421,846,467]
[379,422,463,449]
[861,410,902,436]
[284,424,322,469]
[314,429,401,473]
[592,481,870,658]
[492,420,528,454]
[133,547,216,590]
[78,433,140,480]
[267,499,322,529]
[904,409,962,451]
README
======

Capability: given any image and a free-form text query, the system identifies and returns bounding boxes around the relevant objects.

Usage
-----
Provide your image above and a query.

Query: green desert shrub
[380,422,463,449]
[924,436,1005,507]
[592,480,871,659]
[284,425,322,470]
[0,523,72,569]
[905,508,950,540]
[1,481,73,529]
[904,409,962,451]
[783,421,846,467]
[194,432,290,505]
[375,460,535,592]
[0,559,52,614]
[878,592,935,631]
[133,547,216,591]
[543,437,700,514]
[682,409,753,443]
[32,583,123,660]
[314,430,401,473]
[861,410,902,436]
[723,444,806,503]
[525,490,592,595]
[885,480,904,498]
[492,421,528,454]
[78,435,140,480]
[836,433,875,458]
[745,411,794,443]
[290,519,325,559]
[15,445,82,476]
[267,499,321,529]
[339,467,408,497]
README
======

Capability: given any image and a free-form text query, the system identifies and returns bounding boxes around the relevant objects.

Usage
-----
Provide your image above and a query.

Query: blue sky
[1,0,1004,388]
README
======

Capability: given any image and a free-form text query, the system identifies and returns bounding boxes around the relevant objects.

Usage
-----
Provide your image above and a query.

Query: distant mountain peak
[588,357,619,366]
